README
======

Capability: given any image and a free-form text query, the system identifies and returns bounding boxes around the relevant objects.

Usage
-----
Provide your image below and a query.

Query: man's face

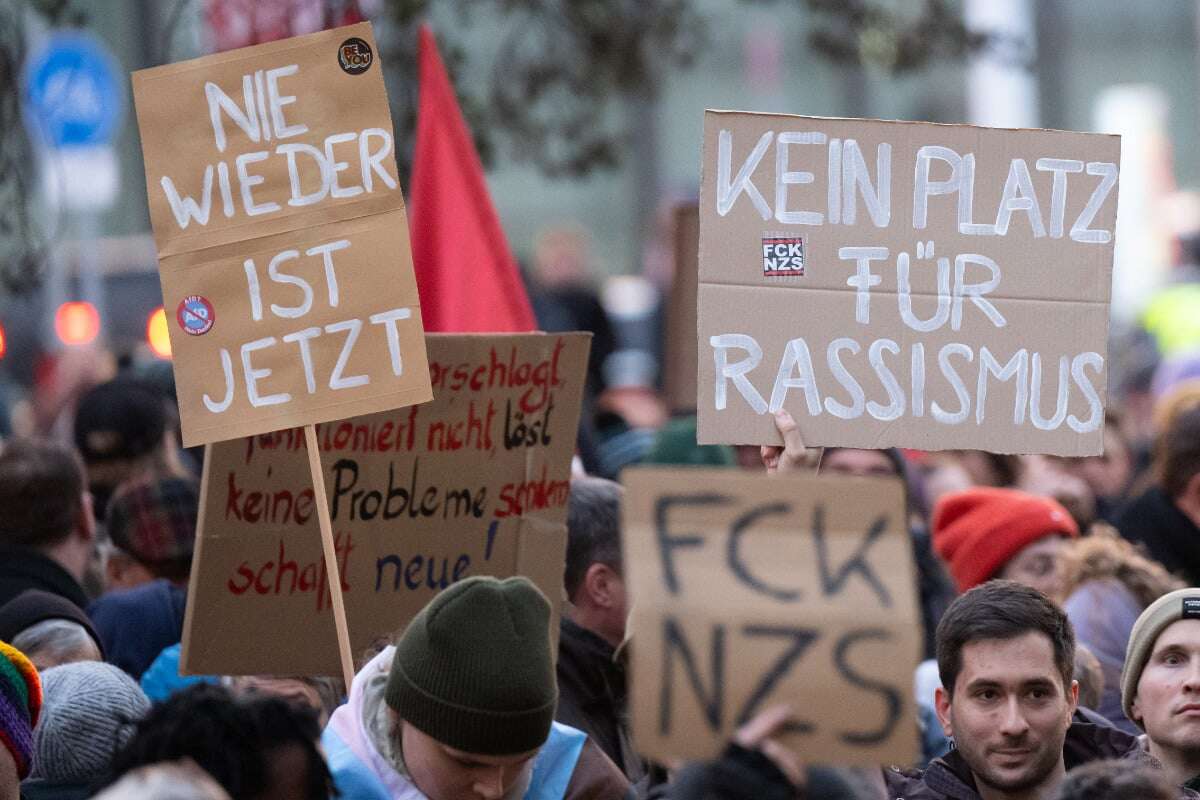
[401,721,539,800]
[822,449,897,479]
[1132,618,1200,758]
[935,632,1076,797]
[997,537,1068,602]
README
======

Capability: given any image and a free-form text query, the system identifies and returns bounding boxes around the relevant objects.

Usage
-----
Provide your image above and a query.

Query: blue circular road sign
[22,31,125,149]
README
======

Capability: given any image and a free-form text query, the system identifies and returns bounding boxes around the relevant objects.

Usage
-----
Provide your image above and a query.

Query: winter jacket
[0,545,88,611]
[1117,486,1200,586]
[556,618,644,780]
[884,711,1148,799]
[323,646,632,800]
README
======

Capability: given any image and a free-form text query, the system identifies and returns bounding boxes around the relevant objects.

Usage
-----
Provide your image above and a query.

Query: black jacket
[556,618,645,782]
[0,545,88,611]
[884,711,1147,799]
[1117,486,1200,586]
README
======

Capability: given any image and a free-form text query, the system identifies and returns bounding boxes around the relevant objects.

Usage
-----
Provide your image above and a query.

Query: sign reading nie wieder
[133,23,432,446]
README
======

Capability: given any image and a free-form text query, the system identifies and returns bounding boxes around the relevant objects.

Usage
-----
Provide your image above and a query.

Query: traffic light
[147,306,172,359]
[55,301,100,346]
[0,321,6,360]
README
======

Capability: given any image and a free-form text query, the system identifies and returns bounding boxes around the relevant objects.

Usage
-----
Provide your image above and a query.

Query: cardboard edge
[178,442,213,675]
[702,108,1124,141]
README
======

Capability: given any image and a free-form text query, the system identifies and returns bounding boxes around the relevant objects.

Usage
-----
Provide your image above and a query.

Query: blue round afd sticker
[176,295,215,336]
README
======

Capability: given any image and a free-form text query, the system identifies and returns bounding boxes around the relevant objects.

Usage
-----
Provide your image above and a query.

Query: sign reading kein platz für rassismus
[698,111,1121,455]
[621,466,920,766]
[133,23,431,447]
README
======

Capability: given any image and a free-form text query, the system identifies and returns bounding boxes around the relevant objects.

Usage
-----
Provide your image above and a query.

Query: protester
[885,581,1141,800]
[648,704,865,800]
[0,641,40,800]
[1060,529,1184,731]
[323,576,630,799]
[0,590,103,671]
[72,378,177,524]
[1118,399,1200,585]
[932,487,1079,601]
[229,675,344,728]
[0,439,95,610]
[1051,759,1179,800]
[91,761,232,800]
[1121,587,1200,792]
[88,476,197,679]
[99,683,334,800]
[22,661,150,800]
[1057,412,1135,525]
[557,478,640,776]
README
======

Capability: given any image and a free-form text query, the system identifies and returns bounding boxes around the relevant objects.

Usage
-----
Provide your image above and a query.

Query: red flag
[409,25,536,332]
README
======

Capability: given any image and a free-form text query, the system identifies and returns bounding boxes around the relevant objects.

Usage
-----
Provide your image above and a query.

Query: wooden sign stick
[304,424,356,689]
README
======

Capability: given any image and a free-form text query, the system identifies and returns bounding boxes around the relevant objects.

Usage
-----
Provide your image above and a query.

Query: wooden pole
[304,424,356,689]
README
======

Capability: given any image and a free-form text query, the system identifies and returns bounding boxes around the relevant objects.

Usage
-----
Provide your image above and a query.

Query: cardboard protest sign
[698,111,1120,455]
[663,204,700,414]
[180,332,590,676]
[622,466,919,766]
[133,23,431,446]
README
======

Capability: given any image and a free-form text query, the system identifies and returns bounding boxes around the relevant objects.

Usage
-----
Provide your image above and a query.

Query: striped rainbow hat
[0,640,41,779]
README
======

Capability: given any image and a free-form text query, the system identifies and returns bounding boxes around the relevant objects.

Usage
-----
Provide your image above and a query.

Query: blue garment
[139,643,219,703]
[323,721,587,800]
[88,579,187,680]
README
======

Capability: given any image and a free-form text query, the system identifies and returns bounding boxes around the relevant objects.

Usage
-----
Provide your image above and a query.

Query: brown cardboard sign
[697,111,1121,455]
[622,466,919,766]
[181,332,590,676]
[133,23,431,446]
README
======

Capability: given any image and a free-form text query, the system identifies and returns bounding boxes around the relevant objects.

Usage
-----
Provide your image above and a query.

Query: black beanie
[385,576,557,756]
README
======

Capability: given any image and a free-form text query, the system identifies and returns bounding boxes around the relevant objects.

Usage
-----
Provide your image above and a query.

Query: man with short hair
[1121,587,1200,792]
[557,477,649,786]
[323,576,629,800]
[0,439,95,609]
[87,475,198,680]
[886,580,1142,800]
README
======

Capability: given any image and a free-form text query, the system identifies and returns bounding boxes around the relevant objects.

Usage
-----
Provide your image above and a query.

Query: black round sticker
[338,37,373,75]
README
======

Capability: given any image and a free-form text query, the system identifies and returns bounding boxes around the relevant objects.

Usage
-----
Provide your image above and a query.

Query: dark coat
[87,579,186,680]
[884,712,1149,799]
[556,617,644,783]
[0,545,88,611]
[1117,486,1200,586]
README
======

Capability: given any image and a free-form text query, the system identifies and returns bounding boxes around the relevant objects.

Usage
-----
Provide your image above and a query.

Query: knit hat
[0,640,41,779]
[0,590,104,658]
[386,576,556,756]
[106,477,199,566]
[1121,587,1200,728]
[932,487,1079,593]
[30,661,150,783]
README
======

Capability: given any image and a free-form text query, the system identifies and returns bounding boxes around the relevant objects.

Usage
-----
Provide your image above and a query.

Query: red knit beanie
[932,487,1079,593]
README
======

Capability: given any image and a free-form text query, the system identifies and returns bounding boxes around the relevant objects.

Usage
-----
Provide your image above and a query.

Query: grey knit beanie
[1122,587,1200,728]
[29,661,150,782]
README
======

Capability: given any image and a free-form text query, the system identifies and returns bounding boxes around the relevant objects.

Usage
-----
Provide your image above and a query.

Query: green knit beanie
[386,576,557,756]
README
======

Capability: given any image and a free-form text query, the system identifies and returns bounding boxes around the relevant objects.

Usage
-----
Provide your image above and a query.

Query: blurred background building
[1,0,1198,434]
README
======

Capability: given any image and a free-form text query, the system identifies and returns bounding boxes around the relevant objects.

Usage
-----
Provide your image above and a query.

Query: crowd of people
[4,321,1200,800]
